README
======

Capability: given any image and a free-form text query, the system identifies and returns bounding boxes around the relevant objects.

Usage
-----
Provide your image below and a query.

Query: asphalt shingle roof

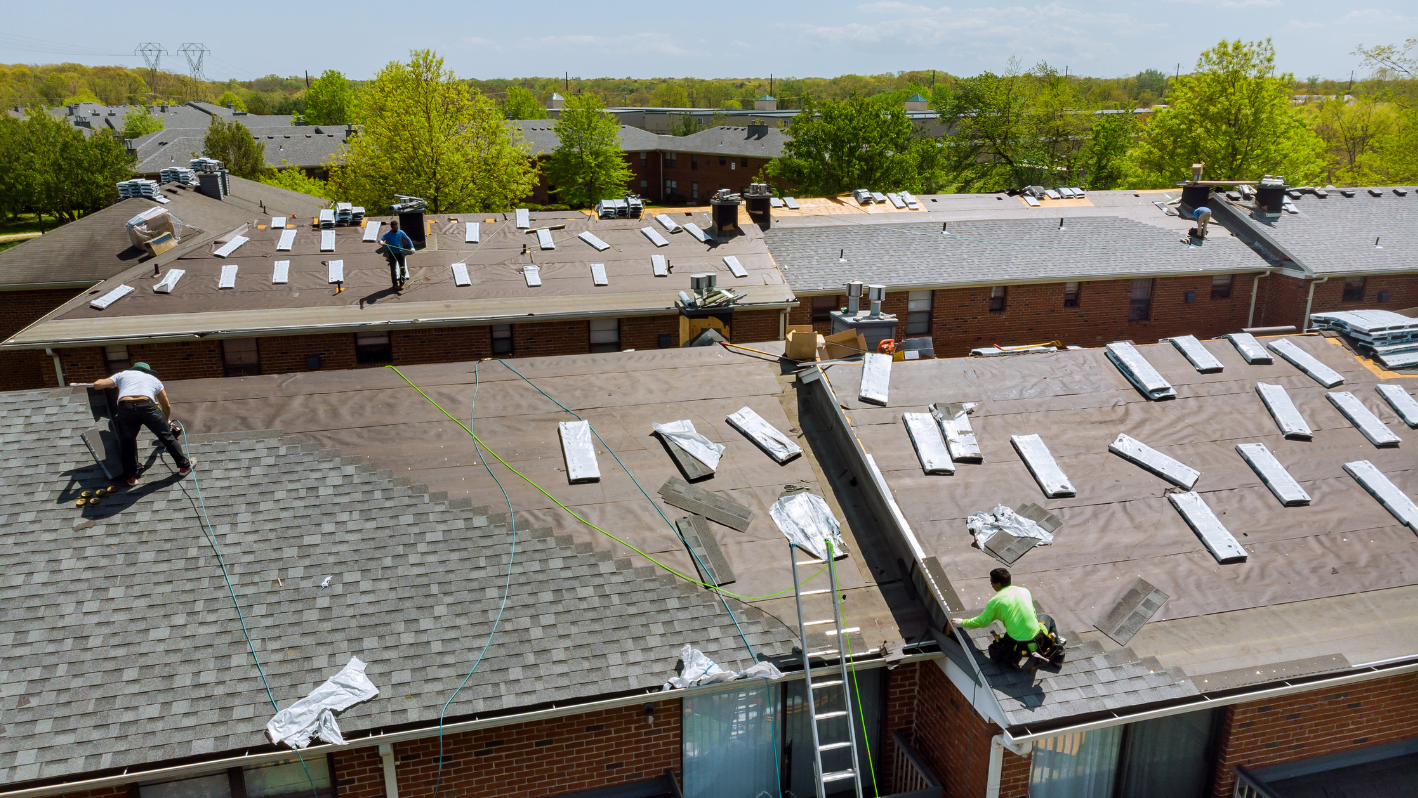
[1220,187,1418,276]
[766,216,1268,293]
[512,122,663,157]
[0,387,795,786]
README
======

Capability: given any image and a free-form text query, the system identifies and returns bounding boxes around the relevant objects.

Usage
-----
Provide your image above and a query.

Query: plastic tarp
[558,420,601,483]
[653,420,724,472]
[768,491,846,561]
[966,505,1055,549]
[661,644,783,691]
[266,657,379,749]
[125,207,194,249]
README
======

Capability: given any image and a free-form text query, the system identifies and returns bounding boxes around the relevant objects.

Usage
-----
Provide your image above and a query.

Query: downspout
[378,743,399,798]
[779,308,787,340]
[1302,276,1331,332]
[1247,271,1270,329]
[45,348,64,387]
[985,734,1032,798]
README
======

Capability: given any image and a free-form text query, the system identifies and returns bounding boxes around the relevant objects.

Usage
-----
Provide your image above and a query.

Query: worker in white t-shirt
[93,362,193,485]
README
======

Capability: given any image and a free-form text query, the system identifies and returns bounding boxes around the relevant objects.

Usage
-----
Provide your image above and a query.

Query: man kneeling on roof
[93,362,193,486]
[953,567,1066,669]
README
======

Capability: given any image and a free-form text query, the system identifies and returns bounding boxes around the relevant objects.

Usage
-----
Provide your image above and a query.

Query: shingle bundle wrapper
[966,505,1055,549]
[266,657,378,749]
[652,420,724,472]
[1105,342,1175,400]
[661,644,782,691]
[769,491,847,561]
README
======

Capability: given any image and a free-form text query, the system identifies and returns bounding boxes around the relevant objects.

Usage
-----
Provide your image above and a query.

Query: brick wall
[912,661,1030,798]
[1254,272,1418,330]
[58,346,110,385]
[526,152,656,205]
[512,321,591,358]
[882,662,921,794]
[381,699,681,798]
[620,315,679,351]
[0,287,88,390]
[258,333,360,375]
[391,327,491,366]
[1208,671,1418,797]
[332,746,387,798]
[731,309,782,343]
[660,155,770,201]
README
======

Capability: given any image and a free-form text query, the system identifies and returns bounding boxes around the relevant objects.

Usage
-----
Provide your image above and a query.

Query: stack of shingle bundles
[350,206,365,225]
[335,202,354,226]
[116,179,159,198]
[1105,341,1176,400]
[159,167,196,185]
[853,189,873,205]
[318,209,336,229]
[1310,310,1418,369]
[189,157,223,173]
[626,196,643,218]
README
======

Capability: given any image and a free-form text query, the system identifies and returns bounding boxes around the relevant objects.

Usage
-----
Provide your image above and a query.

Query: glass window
[719,156,727,166]
[665,152,677,168]
[1030,726,1123,798]
[222,338,260,377]
[640,151,647,163]
[354,331,391,363]
[1115,709,1220,798]
[741,158,749,168]
[989,285,1007,313]
[691,153,698,170]
[907,289,933,335]
[1211,274,1233,299]
[105,344,131,373]
[138,774,231,798]
[1064,282,1081,307]
[1129,279,1153,321]
[782,669,882,797]
[640,179,648,190]
[682,682,780,798]
[491,324,513,356]
[691,182,698,200]
[666,179,678,195]
[1343,276,1366,302]
[811,295,839,323]
[1379,290,1391,303]
[589,318,620,353]
[243,758,332,798]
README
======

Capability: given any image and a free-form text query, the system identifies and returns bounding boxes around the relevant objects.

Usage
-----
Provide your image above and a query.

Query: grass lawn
[0,214,58,237]
[0,239,24,253]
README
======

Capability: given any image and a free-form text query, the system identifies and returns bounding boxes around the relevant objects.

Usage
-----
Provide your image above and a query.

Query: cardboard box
[784,325,823,361]
[823,329,867,360]
[145,232,176,257]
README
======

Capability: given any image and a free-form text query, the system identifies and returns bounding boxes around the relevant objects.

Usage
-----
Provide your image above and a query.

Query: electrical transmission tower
[134,43,168,104]
[177,43,211,102]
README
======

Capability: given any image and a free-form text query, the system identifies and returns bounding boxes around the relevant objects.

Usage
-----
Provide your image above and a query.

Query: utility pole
[565,72,569,92]
[305,71,311,89]
[135,43,167,104]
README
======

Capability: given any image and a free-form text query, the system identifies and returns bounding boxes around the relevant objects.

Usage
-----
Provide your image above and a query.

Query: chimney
[905,93,929,112]
[746,120,768,139]
[548,92,566,111]
[709,189,741,240]
[743,183,772,229]
[1255,175,1287,219]
[754,94,777,112]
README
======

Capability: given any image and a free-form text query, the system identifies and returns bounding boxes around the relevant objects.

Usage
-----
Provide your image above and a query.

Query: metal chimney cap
[845,281,865,297]
[867,284,887,300]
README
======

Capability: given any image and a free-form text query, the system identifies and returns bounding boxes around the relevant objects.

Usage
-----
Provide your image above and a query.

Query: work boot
[179,460,195,476]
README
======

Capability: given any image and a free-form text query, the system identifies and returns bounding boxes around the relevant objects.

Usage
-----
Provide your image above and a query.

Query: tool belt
[988,615,1066,670]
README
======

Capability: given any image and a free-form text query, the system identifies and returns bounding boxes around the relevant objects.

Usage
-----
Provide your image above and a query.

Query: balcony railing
[1233,765,1283,798]
[886,731,943,798]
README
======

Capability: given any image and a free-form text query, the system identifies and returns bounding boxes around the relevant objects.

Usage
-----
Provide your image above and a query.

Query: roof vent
[1369,188,1384,197]
[1255,175,1287,219]
[1396,188,1409,197]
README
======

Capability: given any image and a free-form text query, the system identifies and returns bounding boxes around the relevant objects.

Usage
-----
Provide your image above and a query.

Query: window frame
[104,344,131,374]
[690,153,698,171]
[354,331,391,364]
[1063,282,1081,308]
[221,338,261,377]
[1210,274,1233,300]
[664,152,677,168]
[589,317,621,354]
[1129,279,1154,322]
[811,295,839,324]
[1343,276,1366,302]
[906,289,933,335]
[988,285,1007,313]
[490,324,513,356]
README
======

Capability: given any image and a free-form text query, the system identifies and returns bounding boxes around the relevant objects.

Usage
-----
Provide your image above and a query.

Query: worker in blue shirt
[380,220,415,290]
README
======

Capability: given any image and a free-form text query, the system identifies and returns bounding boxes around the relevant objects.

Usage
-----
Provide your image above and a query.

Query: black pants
[387,251,408,289]
[115,399,189,478]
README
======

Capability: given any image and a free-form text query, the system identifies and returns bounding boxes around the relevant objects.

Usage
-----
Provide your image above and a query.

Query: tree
[764,94,932,196]
[545,93,633,207]
[305,70,355,125]
[1082,111,1138,189]
[1310,96,1394,185]
[648,83,689,108]
[9,112,132,225]
[502,86,547,120]
[260,161,333,200]
[328,50,539,213]
[203,117,268,178]
[1129,39,1324,187]
[0,115,35,220]
[215,90,247,112]
[120,106,164,139]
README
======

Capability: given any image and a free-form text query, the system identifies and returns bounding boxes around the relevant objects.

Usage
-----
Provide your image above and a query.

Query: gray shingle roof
[662,126,787,159]
[0,387,795,786]
[765,216,1268,293]
[1218,187,1418,276]
[132,129,347,174]
[511,122,663,157]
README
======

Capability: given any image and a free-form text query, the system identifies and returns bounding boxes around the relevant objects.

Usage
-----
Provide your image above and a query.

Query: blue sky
[3,0,1413,82]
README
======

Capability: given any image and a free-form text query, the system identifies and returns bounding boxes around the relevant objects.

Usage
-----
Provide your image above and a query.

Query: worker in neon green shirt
[953,568,1065,667]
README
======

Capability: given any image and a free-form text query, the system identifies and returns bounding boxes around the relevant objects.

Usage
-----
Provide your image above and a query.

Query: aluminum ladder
[790,540,865,798]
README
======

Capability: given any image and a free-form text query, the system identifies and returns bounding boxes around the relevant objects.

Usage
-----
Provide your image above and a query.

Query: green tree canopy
[648,83,689,108]
[545,93,633,208]
[1130,39,1324,186]
[304,70,355,125]
[0,112,132,225]
[203,117,268,179]
[502,86,548,120]
[215,90,247,112]
[328,50,539,213]
[120,106,164,139]
[260,161,334,200]
[764,94,937,196]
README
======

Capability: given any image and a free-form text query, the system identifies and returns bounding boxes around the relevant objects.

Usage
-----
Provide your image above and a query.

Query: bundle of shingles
[1310,310,1418,369]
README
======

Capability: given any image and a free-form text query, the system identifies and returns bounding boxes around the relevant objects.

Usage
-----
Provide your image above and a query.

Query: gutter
[1247,270,1270,328]
[0,651,941,798]
[0,281,99,291]
[1301,276,1330,331]
[788,265,1271,296]
[985,734,1032,798]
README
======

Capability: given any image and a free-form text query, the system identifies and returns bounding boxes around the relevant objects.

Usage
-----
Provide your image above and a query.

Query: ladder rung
[813,679,843,688]
[825,627,860,636]
[818,741,853,752]
[799,588,831,596]
[822,770,857,783]
[815,710,848,721]
[803,618,836,627]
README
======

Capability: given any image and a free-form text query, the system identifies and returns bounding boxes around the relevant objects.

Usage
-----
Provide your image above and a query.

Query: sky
[2,0,1414,82]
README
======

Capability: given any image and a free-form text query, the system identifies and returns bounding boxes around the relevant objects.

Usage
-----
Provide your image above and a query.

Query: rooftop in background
[3,205,793,349]
[822,334,1418,735]
[512,121,662,157]
[0,175,327,290]
[511,122,787,159]
[129,125,350,174]
[0,345,907,786]
[1212,185,1418,277]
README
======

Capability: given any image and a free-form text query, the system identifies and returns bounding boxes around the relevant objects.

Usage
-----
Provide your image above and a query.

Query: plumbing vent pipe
[867,284,886,318]
[846,281,864,314]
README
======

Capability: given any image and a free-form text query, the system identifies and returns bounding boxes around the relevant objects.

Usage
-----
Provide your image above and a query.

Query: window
[665,179,678,196]
[1063,282,1081,308]
[719,156,726,166]
[243,757,333,798]
[138,774,231,798]
[221,338,260,377]
[640,151,647,164]
[730,160,736,170]
[811,295,839,323]
[906,289,933,335]
[690,154,698,171]
[657,333,672,348]
[1379,290,1391,303]
[640,179,648,190]
[1129,279,1153,321]
[104,344,130,374]
[1030,726,1123,798]
[1029,709,1222,798]
[1184,290,1196,304]
[741,157,749,168]
[491,324,513,356]
[988,285,1007,313]
[1211,274,1233,299]
[782,668,882,797]
[682,683,780,798]
[354,331,391,363]
[665,152,677,168]
[589,318,620,353]
[691,182,698,200]
[1343,276,1366,302]
[305,354,321,370]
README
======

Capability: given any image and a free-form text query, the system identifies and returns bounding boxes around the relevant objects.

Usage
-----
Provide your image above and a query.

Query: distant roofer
[380,220,414,291]
[953,568,1066,668]
[93,363,192,486]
